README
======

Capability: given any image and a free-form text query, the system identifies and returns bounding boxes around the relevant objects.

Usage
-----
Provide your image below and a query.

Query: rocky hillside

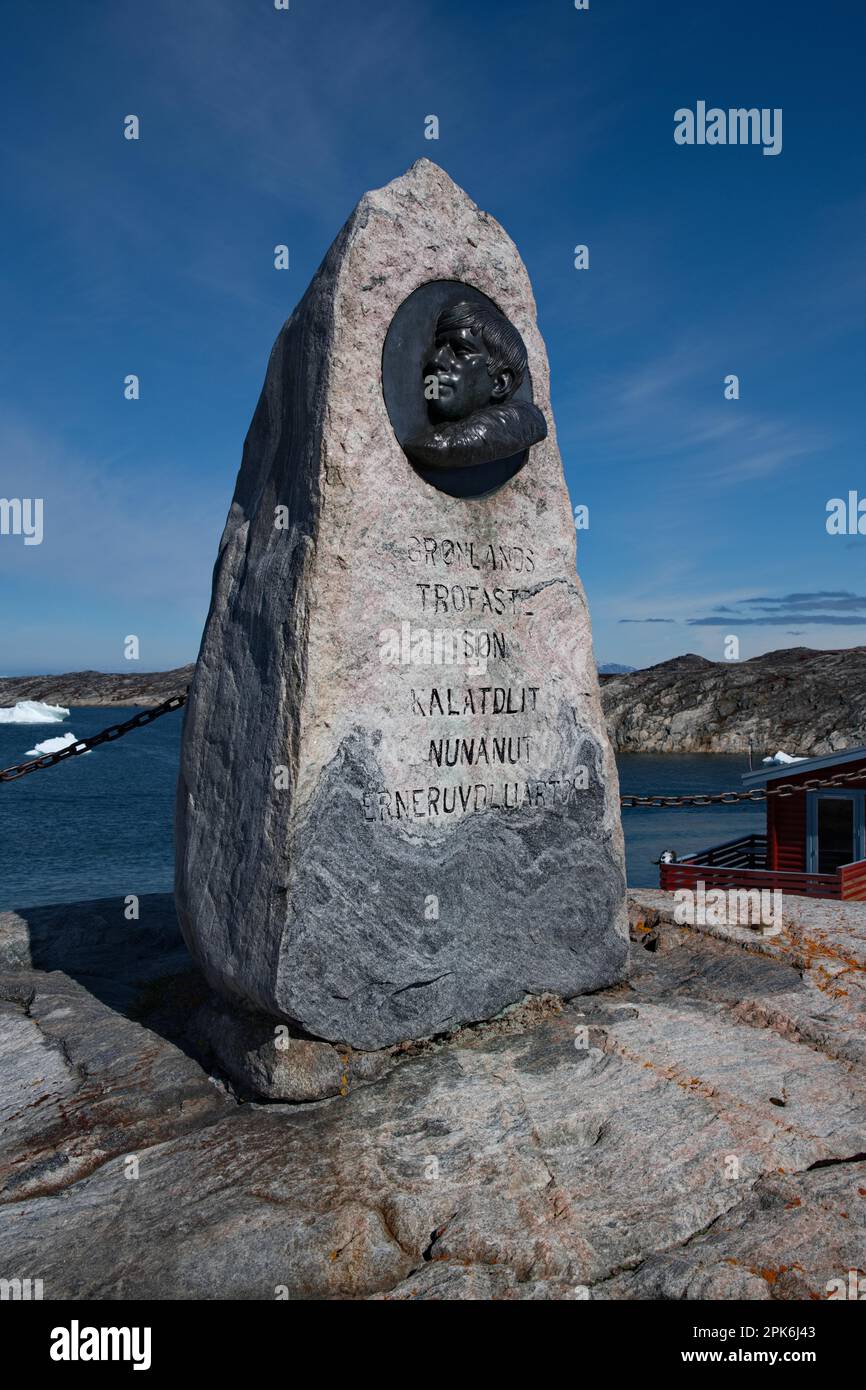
[601,647,866,755]
[0,665,194,708]
[3,647,866,757]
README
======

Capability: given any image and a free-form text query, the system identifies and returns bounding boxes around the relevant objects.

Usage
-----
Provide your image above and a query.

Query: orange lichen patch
[809,962,853,1000]
[749,1261,805,1286]
[858,1187,866,1196]
[795,933,866,977]
[784,1197,801,1208]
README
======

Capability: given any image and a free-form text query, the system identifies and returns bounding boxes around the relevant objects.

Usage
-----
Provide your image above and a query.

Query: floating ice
[25,731,88,757]
[762,749,806,766]
[0,699,70,725]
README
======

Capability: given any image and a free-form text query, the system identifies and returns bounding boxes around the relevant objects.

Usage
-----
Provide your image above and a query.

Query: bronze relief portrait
[382,281,547,498]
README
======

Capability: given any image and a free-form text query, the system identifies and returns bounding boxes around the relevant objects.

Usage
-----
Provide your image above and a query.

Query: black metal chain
[620,763,866,807]
[2,691,863,807]
[0,692,188,782]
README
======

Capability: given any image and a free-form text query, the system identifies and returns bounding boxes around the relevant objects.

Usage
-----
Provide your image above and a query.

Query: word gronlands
[0,497,43,546]
[379,621,503,678]
[407,535,535,573]
[674,102,782,156]
[674,882,782,932]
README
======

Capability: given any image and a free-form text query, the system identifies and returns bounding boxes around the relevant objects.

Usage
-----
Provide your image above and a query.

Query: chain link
[0,692,188,782]
[620,762,866,808]
[2,692,863,808]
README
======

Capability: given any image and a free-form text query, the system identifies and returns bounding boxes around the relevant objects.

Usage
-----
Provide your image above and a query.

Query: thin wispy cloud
[0,410,226,610]
[689,591,866,627]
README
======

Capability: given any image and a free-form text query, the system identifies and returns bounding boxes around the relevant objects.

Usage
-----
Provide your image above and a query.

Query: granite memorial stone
[175,159,628,1050]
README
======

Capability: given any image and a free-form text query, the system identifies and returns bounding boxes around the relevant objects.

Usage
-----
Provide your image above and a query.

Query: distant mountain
[0,666,194,708]
[597,662,637,675]
[4,647,866,758]
[601,647,866,755]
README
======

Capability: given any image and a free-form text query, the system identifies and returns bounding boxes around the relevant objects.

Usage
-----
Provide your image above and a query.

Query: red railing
[677,833,769,869]
[658,834,860,900]
[840,858,866,900]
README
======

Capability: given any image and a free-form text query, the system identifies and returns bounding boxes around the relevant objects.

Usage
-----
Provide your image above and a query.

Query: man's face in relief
[401,295,546,483]
[424,321,502,423]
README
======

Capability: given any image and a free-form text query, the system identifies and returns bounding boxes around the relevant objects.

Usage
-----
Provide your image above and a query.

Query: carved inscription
[367,536,586,818]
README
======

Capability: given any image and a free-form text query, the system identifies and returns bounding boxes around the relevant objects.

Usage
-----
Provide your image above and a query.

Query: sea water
[0,709,764,909]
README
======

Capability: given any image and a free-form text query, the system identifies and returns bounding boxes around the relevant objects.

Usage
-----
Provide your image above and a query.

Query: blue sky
[1,0,864,675]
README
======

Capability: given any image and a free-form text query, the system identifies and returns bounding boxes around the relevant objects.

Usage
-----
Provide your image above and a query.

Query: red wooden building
[659,747,866,900]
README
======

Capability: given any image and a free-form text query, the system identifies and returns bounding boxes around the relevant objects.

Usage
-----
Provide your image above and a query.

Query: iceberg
[25,731,89,757]
[0,699,70,725]
[762,749,806,766]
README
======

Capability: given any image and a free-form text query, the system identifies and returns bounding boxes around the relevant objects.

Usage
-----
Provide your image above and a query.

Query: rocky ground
[1,889,863,1300]
[601,647,866,755]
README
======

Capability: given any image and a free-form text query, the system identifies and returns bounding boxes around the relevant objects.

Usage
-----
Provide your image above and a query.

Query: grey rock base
[191,998,394,1103]
[274,731,627,1048]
